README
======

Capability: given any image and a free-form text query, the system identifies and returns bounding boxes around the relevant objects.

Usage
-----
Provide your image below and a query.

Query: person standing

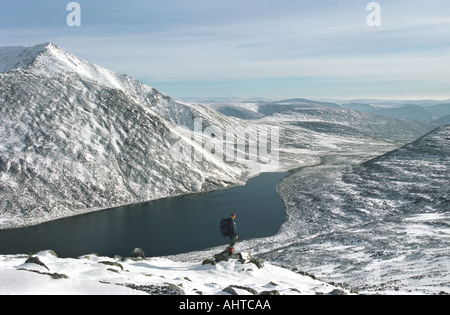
[227,213,238,255]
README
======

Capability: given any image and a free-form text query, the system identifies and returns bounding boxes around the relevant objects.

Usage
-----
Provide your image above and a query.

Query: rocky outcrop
[130,248,145,259]
[203,251,264,269]
[123,283,185,295]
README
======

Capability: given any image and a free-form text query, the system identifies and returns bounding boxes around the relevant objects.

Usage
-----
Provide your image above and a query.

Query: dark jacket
[228,218,238,237]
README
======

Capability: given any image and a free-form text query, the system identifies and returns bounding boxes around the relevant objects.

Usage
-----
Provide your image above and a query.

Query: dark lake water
[0,172,288,258]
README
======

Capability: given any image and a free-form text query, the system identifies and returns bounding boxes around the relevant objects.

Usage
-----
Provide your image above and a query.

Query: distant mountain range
[341,102,450,124]
[194,97,450,125]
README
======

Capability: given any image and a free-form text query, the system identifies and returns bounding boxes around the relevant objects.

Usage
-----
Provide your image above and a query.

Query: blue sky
[1,0,449,100]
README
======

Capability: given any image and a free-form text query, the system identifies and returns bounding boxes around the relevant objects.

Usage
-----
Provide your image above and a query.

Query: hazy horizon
[1,0,450,100]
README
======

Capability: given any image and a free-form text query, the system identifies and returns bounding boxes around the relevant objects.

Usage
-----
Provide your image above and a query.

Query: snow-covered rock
[0,250,351,295]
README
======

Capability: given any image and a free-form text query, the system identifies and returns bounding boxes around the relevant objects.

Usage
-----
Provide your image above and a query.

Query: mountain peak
[0,42,131,92]
[0,43,47,73]
[0,42,193,126]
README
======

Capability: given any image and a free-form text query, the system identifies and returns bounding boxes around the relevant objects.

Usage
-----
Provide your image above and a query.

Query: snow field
[0,250,348,295]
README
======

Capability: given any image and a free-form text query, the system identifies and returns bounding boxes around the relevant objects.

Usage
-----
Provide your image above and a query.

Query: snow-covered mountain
[0,43,255,228]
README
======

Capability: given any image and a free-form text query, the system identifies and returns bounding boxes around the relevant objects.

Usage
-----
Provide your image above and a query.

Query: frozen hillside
[341,101,450,124]
[0,249,352,295]
[259,125,450,294]
[0,45,47,73]
[0,43,255,229]
[434,114,450,126]
[203,97,450,125]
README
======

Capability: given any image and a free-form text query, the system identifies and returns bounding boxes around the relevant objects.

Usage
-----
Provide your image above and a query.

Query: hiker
[227,213,239,255]
[219,213,239,254]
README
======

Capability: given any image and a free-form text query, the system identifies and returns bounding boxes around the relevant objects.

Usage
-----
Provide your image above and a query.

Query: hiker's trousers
[229,235,238,248]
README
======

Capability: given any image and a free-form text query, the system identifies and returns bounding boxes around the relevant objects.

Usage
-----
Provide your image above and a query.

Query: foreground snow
[0,250,350,295]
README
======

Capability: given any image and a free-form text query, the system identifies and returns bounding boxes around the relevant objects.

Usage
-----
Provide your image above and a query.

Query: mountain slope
[260,125,450,294]
[0,43,231,128]
[0,43,248,228]
[434,115,450,126]
[342,101,450,123]
[376,105,433,122]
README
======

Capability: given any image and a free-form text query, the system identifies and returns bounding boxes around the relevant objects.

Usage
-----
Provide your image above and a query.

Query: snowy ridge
[1,43,220,128]
[0,43,49,73]
[0,250,352,295]
[0,43,252,228]
[0,43,134,92]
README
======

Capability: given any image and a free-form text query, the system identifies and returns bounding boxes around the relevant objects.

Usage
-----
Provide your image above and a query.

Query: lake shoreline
[0,172,290,258]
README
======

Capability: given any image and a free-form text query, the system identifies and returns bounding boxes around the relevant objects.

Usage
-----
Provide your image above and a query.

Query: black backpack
[219,218,231,237]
